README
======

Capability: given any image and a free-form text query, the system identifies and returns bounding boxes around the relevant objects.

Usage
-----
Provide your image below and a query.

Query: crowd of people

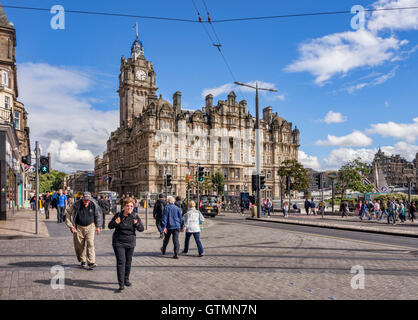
[58,191,206,291]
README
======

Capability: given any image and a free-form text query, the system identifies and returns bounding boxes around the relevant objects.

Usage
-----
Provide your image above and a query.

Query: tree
[336,158,374,200]
[211,171,225,196]
[277,159,310,193]
[39,170,67,193]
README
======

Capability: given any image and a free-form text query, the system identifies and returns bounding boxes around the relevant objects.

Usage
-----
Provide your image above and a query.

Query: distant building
[0,4,31,220]
[305,168,337,191]
[372,148,416,190]
[95,32,300,199]
[63,171,95,194]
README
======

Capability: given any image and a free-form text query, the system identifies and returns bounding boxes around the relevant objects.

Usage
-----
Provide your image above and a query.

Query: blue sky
[3,0,418,172]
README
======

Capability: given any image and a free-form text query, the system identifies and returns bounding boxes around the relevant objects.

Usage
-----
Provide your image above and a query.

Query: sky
[3,0,418,173]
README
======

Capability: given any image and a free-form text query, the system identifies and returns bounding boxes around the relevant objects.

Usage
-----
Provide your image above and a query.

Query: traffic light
[39,156,49,174]
[252,174,258,191]
[198,166,204,182]
[259,175,266,190]
[166,174,172,187]
[315,173,322,189]
[21,154,31,165]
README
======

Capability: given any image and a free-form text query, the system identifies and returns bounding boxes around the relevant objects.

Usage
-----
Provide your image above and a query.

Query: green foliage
[374,193,418,203]
[39,170,66,193]
[277,159,310,191]
[211,171,225,196]
[335,158,374,199]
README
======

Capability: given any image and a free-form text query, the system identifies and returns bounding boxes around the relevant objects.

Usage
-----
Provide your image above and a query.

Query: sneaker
[118,285,125,291]
[87,263,97,270]
[125,280,132,287]
[198,253,205,257]
[80,261,86,268]
[173,255,179,259]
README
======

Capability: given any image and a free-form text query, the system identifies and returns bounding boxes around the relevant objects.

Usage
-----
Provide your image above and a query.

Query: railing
[0,108,11,124]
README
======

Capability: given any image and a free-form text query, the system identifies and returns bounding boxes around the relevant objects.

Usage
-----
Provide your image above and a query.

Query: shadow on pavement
[34,279,119,292]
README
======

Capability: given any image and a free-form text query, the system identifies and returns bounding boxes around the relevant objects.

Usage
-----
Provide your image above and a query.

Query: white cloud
[380,141,418,161]
[344,66,398,93]
[322,147,377,168]
[316,130,373,147]
[19,62,119,173]
[47,139,95,165]
[322,110,347,124]
[284,29,404,84]
[367,117,418,143]
[368,0,418,32]
[201,81,284,100]
[298,150,321,170]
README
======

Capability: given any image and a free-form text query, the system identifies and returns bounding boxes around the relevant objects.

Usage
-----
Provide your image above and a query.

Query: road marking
[221,219,418,251]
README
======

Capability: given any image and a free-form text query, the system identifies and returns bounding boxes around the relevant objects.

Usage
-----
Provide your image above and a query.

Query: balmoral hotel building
[95,34,300,199]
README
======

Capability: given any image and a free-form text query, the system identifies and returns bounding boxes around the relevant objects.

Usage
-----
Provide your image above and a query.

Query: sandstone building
[95,34,300,199]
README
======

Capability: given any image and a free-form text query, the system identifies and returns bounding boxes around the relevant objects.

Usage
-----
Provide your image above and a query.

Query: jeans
[57,206,66,223]
[183,232,204,255]
[378,210,389,221]
[155,219,164,234]
[162,229,180,255]
[360,210,370,220]
[112,245,134,287]
[388,210,396,224]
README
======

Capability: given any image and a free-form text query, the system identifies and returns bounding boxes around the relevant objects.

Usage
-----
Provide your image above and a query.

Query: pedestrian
[160,196,184,259]
[43,192,52,219]
[304,198,310,215]
[360,201,371,220]
[340,201,347,218]
[373,200,380,220]
[108,197,144,291]
[55,189,67,223]
[310,198,316,215]
[153,194,166,239]
[398,200,406,222]
[65,192,103,270]
[388,197,397,225]
[409,202,416,222]
[182,200,205,257]
[98,195,110,229]
[283,201,289,217]
[30,195,36,211]
[175,196,183,209]
[378,199,389,222]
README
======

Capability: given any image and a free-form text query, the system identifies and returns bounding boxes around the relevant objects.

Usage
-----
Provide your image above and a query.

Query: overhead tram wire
[2,4,418,23]
[191,0,249,103]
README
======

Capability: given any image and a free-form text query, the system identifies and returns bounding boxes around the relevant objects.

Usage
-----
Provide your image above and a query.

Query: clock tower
[118,32,158,127]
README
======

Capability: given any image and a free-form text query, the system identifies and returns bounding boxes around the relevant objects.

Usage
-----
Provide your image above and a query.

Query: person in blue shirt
[55,189,67,223]
[160,196,184,259]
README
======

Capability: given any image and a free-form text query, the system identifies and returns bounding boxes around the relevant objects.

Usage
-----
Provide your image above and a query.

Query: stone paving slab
[248,213,418,237]
[0,209,50,240]
[0,212,417,299]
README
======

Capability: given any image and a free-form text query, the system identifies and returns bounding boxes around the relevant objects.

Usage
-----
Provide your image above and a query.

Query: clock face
[136,70,147,81]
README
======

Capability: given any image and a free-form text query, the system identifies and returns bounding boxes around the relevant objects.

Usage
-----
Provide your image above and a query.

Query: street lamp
[234,81,277,218]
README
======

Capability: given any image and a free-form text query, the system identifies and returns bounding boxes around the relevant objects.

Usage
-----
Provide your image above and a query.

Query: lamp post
[234,81,277,218]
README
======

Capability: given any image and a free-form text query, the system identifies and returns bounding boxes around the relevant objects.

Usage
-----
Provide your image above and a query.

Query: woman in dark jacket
[108,198,144,291]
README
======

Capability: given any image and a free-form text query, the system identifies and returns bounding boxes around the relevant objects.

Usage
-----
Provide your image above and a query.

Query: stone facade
[95,35,300,199]
[372,149,417,189]
[63,171,95,194]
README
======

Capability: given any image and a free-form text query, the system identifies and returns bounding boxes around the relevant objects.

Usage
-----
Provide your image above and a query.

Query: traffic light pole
[255,84,261,219]
[35,141,39,235]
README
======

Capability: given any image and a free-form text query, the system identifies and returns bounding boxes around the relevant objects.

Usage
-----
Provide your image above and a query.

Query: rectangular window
[2,71,9,87]
[4,96,10,109]
[14,111,20,130]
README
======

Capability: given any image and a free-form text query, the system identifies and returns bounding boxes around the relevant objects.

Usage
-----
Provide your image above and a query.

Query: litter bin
[250,205,256,218]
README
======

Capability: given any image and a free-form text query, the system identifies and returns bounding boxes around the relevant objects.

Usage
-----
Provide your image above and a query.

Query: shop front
[0,124,21,220]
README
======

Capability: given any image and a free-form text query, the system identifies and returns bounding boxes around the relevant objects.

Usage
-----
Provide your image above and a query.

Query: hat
[83,192,91,200]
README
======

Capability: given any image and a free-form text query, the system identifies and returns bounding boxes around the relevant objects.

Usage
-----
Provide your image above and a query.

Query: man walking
[310,198,316,215]
[388,197,397,225]
[98,195,110,229]
[304,198,310,215]
[161,196,184,259]
[55,189,67,223]
[43,192,52,219]
[65,192,103,270]
[153,194,166,238]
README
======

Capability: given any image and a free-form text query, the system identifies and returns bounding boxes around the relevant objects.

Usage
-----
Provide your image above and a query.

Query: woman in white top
[182,200,205,257]
[283,202,289,218]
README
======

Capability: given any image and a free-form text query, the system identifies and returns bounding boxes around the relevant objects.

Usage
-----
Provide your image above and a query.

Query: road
[218,214,418,250]
[0,211,417,300]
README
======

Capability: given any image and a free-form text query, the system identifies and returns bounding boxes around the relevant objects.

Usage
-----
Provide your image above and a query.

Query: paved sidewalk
[248,212,418,237]
[0,209,50,240]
